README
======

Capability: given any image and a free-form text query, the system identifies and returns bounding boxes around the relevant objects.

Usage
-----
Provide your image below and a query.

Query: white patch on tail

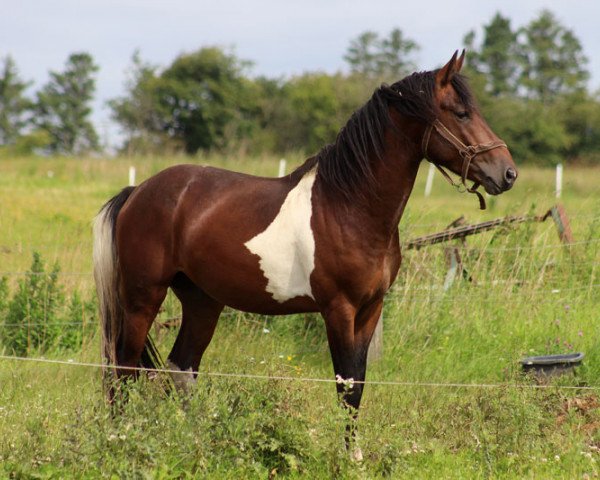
[245,169,317,303]
[93,206,119,366]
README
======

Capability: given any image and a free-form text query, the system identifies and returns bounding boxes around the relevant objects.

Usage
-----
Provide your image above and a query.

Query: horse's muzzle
[479,162,518,195]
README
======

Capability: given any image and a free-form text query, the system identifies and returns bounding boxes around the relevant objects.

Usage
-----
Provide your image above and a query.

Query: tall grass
[0,156,600,477]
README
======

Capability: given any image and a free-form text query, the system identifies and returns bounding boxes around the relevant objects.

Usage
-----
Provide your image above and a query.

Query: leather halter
[421,118,507,210]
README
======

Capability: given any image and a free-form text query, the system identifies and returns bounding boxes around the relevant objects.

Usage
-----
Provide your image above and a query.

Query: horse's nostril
[505,167,517,183]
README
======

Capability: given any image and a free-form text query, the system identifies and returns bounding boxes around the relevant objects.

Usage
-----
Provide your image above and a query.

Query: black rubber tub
[520,352,585,377]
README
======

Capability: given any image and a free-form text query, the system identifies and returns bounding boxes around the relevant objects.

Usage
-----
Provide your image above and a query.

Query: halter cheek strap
[422,119,507,210]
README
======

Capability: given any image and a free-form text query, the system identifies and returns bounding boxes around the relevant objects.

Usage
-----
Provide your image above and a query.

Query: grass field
[1,155,600,478]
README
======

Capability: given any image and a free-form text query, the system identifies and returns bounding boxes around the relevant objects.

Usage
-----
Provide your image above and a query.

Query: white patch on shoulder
[245,169,317,303]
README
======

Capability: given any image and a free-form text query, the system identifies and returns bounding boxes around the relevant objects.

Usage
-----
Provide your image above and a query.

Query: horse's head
[423,50,517,197]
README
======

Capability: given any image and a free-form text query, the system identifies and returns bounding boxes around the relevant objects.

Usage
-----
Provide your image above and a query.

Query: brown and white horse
[93,51,517,456]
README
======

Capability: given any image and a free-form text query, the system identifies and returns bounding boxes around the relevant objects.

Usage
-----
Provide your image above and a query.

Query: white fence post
[424,163,435,197]
[129,166,136,186]
[278,159,287,177]
[555,163,563,199]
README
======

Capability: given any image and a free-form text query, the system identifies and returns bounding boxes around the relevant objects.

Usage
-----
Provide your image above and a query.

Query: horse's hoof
[351,446,364,462]
[166,359,196,394]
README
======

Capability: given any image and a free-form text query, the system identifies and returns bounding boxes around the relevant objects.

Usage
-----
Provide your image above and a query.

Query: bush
[0,252,96,355]
[59,290,97,352]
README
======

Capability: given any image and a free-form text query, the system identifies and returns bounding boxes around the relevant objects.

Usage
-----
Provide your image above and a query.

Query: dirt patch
[557,395,600,435]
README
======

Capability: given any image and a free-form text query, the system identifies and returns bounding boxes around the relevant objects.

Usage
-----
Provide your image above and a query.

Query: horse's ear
[456,49,466,72]
[436,50,462,86]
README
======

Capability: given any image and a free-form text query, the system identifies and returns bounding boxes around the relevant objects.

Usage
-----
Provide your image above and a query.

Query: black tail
[140,336,164,370]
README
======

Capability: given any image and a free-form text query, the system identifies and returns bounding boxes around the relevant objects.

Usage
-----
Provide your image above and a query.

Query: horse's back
[120,163,289,227]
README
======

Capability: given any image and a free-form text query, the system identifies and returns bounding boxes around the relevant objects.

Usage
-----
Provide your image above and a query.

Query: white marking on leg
[352,446,364,463]
[245,169,317,303]
[166,359,196,393]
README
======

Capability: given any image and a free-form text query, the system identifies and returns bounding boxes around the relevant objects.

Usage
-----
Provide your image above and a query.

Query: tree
[464,13,519,96]
[344,28,419,80]
[110,47,260,154]
[160,47,261,153]
[35,52,99,155]
[553,91,600,162]
[0,55,31,145]
[278,74,344,153]
[107,52,166,155]
[259,73,372,154]
[379,29,419,78]
[518,10,589,102]
[461,9,598,164]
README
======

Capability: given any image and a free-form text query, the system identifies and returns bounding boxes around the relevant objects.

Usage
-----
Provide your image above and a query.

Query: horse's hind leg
[116,284,169,380]
[167,273,224,393]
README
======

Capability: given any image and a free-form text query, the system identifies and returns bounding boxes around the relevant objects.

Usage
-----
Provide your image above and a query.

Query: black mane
[296,71,473,199]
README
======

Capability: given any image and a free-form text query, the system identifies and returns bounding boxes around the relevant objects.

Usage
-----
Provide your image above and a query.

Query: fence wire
[1,218,599,390]
[0,353,597,391]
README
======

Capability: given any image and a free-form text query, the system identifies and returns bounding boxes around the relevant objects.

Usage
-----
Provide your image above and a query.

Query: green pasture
[1,155,600,478]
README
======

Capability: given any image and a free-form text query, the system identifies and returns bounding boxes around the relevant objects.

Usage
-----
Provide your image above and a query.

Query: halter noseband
[421,119,507,210]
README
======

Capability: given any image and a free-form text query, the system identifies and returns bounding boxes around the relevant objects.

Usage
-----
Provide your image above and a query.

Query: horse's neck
[314,149,420,244]
[369,149,421,235]
[353,125,422,238]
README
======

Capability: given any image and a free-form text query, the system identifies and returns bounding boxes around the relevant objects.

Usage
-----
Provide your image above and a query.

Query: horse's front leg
[322,297,384,461]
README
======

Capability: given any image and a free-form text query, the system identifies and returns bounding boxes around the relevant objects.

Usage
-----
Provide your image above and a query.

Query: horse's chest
[244,170,316,303]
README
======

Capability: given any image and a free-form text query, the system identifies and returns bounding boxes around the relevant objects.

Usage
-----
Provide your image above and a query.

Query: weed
[0,252,96,355]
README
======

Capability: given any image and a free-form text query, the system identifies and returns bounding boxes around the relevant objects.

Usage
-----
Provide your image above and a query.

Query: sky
[1,0,599,149]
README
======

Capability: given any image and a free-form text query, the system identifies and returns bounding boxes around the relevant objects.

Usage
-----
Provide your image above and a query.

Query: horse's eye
[454,110,470,120]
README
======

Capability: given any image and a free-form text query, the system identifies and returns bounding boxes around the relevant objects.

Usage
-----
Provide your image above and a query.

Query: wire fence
[0,271,91,276]
[403,212,600,230]
[4,212,599,249]
[5,238,600,268]
[1,236,599,278]
[0,353,597,391]
[3,209,600,255]
[0,284,598,330]
[1,215,599,391]
[0,277,598,331]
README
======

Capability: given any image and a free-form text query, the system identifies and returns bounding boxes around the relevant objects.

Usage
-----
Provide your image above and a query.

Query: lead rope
[422,119,507,211]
